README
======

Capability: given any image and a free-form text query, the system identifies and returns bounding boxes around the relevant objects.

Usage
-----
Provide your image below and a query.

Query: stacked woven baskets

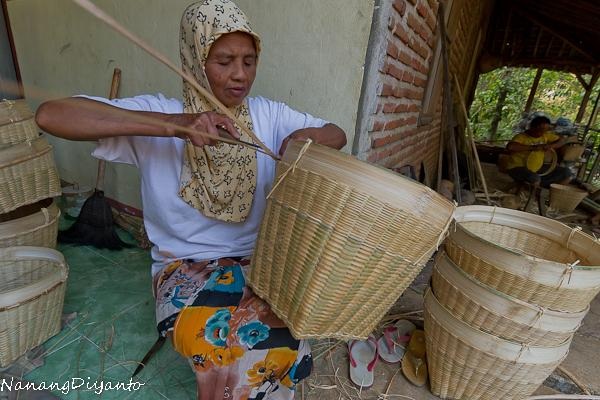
[0,99,67,367]
[425,205,600,399]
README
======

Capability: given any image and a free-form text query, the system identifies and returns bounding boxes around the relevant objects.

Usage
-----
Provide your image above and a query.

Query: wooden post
[576,72,599,124]
[524,68,543,113]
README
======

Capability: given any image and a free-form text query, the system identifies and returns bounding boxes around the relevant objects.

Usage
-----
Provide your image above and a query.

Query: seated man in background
[505,115,572,188]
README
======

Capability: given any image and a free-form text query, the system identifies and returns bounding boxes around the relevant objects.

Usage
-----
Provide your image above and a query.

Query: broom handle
[96,68,122,192]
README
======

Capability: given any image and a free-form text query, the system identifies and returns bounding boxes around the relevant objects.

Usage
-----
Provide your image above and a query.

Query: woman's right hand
[168,111,240,147]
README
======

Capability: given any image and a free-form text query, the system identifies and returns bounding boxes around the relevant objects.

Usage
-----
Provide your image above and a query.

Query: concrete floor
[3,217,599,399]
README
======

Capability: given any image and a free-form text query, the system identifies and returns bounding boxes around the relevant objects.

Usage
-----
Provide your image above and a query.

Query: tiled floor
[23,223,197,399]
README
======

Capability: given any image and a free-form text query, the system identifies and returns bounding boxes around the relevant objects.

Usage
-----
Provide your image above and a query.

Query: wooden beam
[533,26,543,57]
[576,71,599,123]
[524,68,543,113]
[576,74,591,91]
[1,0,23,99]
[515,8,597,63]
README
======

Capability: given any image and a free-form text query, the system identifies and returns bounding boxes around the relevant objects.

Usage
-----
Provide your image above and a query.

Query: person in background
[35,0,346,399]
[505,115,571,188]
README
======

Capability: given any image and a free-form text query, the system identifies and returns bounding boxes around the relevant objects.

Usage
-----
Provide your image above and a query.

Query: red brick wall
[365,0,441,180]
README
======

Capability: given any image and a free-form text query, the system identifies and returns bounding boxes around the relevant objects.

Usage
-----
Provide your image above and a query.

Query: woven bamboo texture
[0,247,68,367]
[0,118,39,147]
[549,184,588,213]
[0,100,33,126]
[249,141,455,339]
[432,251,586,347]
[0,137,62,214]
[0,201,60,248]
[424,290,571,400]
[447,206,600,312]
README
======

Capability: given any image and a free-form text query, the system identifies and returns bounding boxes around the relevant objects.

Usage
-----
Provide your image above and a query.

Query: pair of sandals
[348,320,427,388]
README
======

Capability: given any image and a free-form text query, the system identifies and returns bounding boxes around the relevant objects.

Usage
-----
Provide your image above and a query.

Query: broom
[58,68,130,250]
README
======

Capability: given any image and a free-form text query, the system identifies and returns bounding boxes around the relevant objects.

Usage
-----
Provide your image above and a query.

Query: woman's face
[205,32,258,107]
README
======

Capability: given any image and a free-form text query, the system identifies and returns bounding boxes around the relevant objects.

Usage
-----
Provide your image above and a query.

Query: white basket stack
[0,99,67,367]
[425,206,600,400]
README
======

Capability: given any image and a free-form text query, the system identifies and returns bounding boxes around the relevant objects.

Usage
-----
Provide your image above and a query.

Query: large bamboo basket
[0,200,60,248]
[0,246,68,367]
[432,251,587,347]
[0,118,39,147]
[0,137,62,214]
[0,99,33,126]
[548,184,588,213]
[446,206,600,312]
[249,141,455,340]
[425,289,571,400]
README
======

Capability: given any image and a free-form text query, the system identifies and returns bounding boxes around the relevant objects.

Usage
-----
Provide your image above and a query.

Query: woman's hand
[279,124,347,156]
[168,111,240,147]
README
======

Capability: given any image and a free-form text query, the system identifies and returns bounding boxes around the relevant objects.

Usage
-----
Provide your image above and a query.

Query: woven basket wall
[0,201,60,248]
[249,142,455,340]
[447,206,600,312]
[549,184,588,213]
[432,252,586,347]
[0,247,68,367]
[0,137,62,214]
[0,118,39,147]
[424,290,571,400]
[0,100,33,126]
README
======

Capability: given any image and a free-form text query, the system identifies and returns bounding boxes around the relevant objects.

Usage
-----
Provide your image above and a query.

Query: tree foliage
[469,67,600,141]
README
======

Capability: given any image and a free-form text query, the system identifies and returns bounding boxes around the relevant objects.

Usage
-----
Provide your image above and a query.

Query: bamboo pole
[453,74,491,205]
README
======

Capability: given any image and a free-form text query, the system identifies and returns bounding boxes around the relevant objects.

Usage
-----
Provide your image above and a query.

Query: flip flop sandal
[377,320,415,363]
[348,335,378,388]
[401,329,428,387]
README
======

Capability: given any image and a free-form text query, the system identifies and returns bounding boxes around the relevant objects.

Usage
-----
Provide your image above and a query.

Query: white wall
[7,0,373,209]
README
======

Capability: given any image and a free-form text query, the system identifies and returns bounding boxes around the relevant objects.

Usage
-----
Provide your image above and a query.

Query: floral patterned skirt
[155,258,312,400]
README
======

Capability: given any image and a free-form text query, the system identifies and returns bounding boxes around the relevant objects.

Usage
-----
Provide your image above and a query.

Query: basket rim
[0,137,52,168]
[280,141,456,220]
[424,289,571,364]
[0,201,60,240]
[434,251,588,331]
[453,206,600,273]
[0,246,68,309]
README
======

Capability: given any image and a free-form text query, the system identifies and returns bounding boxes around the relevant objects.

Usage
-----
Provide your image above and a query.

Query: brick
[426,14,436,31]
[373,133,403,148]
[410,37,429,60]
[387,41,400,59]
[383,102,398,113]
[406,0,417,5]
[372,119,386,131]
[414,76,427,87]
[392,21,410,44]
[407,103,420,112]
[407,12,420,32]
[416,1,428,18]
[382,83,395,97]
[387,63,404,81]
[393,0,407,16]
[395,103,409,113]
[398,50,412,66]
[402,70,414,83]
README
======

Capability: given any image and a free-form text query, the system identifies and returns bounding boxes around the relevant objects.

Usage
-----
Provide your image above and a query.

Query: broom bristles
[58,190,131,250]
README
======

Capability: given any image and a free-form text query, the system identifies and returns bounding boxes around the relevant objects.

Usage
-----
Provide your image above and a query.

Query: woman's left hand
[279,124,347,156]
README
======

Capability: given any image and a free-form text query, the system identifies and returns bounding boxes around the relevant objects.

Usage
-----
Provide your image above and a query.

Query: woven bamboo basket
[249,141,455,340]
[432,251,587,346]
[424,289,571,400]
[0,118,39,147]
[0,137,62,214]
[446,206,600,312]
[549,184,588,213]
[0,200,60,248]
[0,246,68,367]
[0,99,33,126]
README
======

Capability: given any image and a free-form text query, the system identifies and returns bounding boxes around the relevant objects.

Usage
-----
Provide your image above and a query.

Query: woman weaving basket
[35,0,346,398]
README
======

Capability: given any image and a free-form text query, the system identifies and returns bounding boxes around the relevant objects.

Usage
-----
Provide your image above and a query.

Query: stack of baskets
[425,205,600,399]
[0,99,67,367]
[249,141,455,339]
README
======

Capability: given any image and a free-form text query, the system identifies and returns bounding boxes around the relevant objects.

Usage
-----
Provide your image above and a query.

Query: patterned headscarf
[179,0,261,223]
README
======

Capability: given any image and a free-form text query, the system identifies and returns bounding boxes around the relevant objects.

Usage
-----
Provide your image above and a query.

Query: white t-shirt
[87,94,328,275]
